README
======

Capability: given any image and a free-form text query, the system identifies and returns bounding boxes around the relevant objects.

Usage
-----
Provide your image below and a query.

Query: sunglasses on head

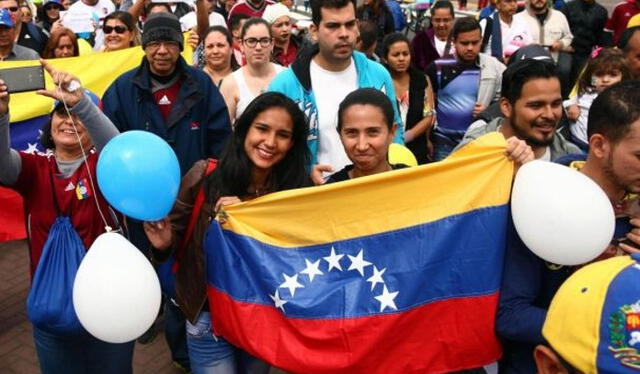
[104,25,128,34]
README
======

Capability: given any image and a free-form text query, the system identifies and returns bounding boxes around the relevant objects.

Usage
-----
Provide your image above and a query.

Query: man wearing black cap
[102,12,231,372]
[103,11,231,183]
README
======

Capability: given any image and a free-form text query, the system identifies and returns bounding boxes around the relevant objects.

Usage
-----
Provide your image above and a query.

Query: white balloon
[73,232,161,343]
[511,160,615,266]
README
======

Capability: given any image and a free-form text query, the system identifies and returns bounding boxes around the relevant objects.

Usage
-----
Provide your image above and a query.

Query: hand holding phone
[0,65,45,93]
[35,59,85,108]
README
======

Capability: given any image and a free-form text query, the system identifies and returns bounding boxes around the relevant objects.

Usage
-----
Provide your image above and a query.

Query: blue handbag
[26,170,86,335]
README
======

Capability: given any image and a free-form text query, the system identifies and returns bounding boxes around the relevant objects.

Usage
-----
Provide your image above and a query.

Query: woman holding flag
[0,60,133,373]
[143,92,311,374]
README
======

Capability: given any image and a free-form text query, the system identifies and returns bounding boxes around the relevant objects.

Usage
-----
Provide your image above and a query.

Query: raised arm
[36,60,119,152]
[0,80,22,186]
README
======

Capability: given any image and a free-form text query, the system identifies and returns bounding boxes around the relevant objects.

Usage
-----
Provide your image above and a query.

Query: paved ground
[0,239,289,374]
[0,239,182,374]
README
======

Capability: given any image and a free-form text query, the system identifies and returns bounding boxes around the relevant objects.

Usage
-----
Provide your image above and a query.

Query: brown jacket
[151,159,217,323]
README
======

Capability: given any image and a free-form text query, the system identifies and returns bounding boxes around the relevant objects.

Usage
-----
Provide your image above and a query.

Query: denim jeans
[186,311,270,374]
[432,138,457,161]
[33,326,135,374]
[165,298,191,370]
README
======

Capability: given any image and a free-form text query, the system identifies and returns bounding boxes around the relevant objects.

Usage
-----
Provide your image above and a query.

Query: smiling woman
[102,11,139,52]
[0,61,134,374]
[143,92,311,374]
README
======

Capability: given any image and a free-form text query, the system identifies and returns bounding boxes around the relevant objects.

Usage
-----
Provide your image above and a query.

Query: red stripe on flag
[208,287,502,374]
[0,187,25,242]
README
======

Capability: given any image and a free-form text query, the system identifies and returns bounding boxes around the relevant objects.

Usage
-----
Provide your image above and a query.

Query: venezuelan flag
[204,133,514,373]
[0,46,193,241]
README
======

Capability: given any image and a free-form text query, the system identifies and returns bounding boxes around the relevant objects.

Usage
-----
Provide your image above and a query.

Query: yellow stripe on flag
[220,132,514,247]
[1,42,193,122]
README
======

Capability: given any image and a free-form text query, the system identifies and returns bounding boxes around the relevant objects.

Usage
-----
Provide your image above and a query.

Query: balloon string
[56,85,113,233]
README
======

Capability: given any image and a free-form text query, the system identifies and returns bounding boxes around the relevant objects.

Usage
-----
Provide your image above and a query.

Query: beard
[530,1,548,13]
[510,109,556,148]
[603,151,640,195]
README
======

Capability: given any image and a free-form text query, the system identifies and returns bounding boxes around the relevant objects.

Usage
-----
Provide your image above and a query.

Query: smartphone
[0,65,45,93]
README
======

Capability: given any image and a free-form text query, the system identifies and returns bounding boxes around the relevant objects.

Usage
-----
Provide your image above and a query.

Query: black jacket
[561,0,608,55]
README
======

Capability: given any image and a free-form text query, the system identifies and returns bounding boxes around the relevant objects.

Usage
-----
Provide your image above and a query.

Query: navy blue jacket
[496,219,573,374]
[497,197,632,373]
[102,56,231,254]
[102,57,232,176]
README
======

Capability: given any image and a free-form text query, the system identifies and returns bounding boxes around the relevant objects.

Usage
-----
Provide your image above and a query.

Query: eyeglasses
[243,37,272,48]
[3,6,19,12]
[104,25,128,34]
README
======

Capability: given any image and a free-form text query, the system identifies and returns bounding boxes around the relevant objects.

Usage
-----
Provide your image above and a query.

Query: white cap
[262,3,290,24]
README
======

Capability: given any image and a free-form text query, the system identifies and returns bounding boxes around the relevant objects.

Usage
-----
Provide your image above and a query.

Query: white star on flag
[24,142,38,154]
[324,246,344,272]
[366,266,386,291]
[279,273,304,297]
[300,259,323,282]
[269,290,287,313]
[348,249,372,276]
[375,285,399,312]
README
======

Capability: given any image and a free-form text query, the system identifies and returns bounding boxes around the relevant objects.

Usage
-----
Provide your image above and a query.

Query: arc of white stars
[279,272,304,297]
[347,249,372,276]
[366,266,386,291]
[324,246,344,272]
[375,285,399,312]
[300,259,323,282]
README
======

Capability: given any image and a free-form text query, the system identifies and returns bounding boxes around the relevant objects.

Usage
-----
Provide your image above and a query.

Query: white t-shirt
[310,58,357,171]
[539,147,551,161]
[69,0,115,51]
[434,37,447,57]
[480,15,532,58]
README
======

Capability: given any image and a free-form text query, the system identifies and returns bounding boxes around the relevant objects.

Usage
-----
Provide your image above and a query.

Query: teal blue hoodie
[269,45,404,166]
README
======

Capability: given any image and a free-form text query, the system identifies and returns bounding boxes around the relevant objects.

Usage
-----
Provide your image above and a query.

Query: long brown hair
[42,28,79,59]
[577,48,631,96]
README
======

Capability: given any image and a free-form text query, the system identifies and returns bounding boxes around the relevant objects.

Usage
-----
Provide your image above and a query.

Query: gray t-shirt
[3,44,40,61]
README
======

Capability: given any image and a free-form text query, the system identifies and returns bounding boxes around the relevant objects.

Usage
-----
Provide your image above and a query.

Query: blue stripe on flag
[10,115,48,153]
[205,204,509,319]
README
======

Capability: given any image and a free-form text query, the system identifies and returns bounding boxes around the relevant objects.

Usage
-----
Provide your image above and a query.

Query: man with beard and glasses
[269,0,402,173]
[456,58,580,160]
[493,79,640,374]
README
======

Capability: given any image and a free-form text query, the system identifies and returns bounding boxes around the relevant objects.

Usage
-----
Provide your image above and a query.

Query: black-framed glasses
[103,25,128,34]
[243,37,272,48]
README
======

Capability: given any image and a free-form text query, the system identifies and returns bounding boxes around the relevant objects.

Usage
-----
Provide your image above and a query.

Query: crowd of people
[2,0,640,371]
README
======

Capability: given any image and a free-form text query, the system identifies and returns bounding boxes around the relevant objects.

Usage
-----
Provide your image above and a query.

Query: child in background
[564,48,631,151]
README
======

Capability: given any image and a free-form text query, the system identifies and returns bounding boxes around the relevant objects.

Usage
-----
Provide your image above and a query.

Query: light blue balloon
[97,131,181,221]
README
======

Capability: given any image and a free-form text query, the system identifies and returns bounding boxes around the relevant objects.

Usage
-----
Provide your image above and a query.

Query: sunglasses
[103,25,128,34]
[44,4,62,10]
[4,6,18,12]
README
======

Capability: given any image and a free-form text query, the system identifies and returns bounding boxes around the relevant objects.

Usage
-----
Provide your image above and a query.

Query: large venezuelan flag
[0,46,193,241]
[205,133,514,374]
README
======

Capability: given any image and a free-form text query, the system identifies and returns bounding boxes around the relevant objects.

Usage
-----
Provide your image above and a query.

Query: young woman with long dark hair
[382,32,435,163]
[144,92,311,374]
